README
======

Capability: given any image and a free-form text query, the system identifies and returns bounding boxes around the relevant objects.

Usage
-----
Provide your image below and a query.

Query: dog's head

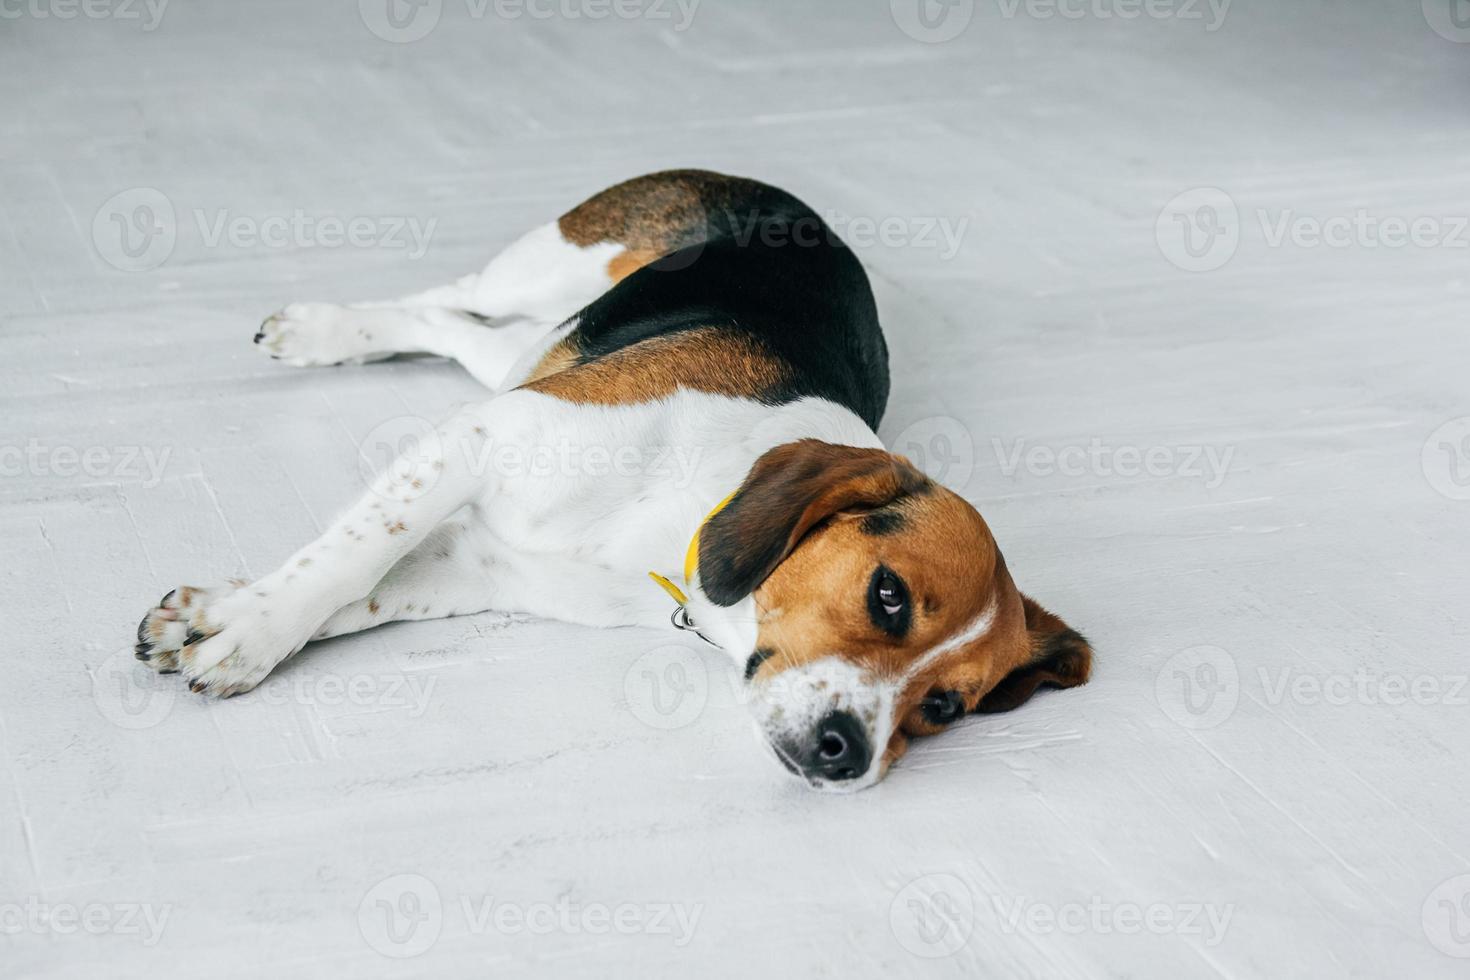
[696,440,1091,792]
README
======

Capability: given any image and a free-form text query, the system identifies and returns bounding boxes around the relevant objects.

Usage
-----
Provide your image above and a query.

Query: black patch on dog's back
[562,177,891,430]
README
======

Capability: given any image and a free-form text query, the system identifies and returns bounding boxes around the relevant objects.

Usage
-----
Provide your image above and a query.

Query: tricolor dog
[134,170,1092,792]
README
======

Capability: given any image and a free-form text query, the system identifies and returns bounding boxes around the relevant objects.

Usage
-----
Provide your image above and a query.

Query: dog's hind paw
[255,303,393,367]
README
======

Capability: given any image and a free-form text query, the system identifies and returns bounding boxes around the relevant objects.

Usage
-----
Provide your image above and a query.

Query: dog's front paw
[255,303,391,366]
[136,583,235,674]
[135,582,307,696]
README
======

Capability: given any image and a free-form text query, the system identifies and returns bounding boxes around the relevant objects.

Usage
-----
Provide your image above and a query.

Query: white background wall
[3,0,1469,976]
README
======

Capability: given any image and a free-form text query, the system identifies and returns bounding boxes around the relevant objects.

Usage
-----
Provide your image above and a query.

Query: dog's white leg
[257,223,622,389]
[257,305,553,389]
[255,273,483,367]
[135,406,500,695]
[310,519,502,639]
[312,531,659,640]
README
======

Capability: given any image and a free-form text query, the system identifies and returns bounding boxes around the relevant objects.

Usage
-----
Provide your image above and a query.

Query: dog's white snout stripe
[900,598,998,682]
[748,599,999,791]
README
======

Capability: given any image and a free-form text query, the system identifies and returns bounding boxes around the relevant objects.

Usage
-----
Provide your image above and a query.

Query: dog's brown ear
[975,595,1092,714]
[698,440,927,606]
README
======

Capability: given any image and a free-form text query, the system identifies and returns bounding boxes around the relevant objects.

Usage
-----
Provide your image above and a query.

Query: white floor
[4,1,1469,976]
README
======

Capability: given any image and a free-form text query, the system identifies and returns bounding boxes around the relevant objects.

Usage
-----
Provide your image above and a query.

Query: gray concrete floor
[3,1,1469,976]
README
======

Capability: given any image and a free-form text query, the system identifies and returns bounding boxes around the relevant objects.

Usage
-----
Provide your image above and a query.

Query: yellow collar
[648,490,737,607]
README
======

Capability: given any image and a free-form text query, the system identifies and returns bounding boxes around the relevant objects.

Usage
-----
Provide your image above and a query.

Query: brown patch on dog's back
[522,327,788,406]
[520,337,581,386]
[606,248,661,283]
[558,169,777,283]
[559,170,755,250]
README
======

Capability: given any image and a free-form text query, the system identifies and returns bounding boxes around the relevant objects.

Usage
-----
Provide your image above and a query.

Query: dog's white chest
[463,389,882,633]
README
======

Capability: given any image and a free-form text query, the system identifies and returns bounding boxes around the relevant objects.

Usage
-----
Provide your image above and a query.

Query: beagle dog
[134,170,1091,792]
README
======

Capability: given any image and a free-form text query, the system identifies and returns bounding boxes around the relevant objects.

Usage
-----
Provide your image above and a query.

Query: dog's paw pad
[136,580,308,697]
[256,303,392,366]
[134,584,230,676]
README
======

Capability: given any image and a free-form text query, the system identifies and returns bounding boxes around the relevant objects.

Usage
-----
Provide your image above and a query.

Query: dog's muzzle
[775,710,872,783]
[750,655,889,789]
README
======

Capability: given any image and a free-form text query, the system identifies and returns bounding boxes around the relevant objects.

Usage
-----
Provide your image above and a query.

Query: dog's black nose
[807,711,872,781]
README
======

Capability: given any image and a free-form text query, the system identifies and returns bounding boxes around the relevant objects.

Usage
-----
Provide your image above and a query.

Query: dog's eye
[867,566,911,637]
[877,575,903,615]
[920,689,965,726]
